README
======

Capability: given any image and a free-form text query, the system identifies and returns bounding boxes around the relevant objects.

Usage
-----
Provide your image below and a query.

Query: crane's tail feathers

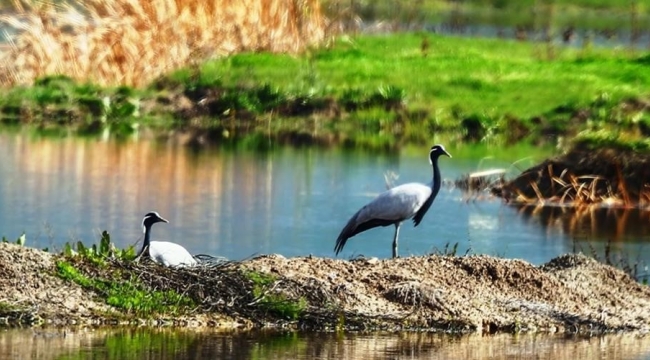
[334,211,362,256]
[334,212,397,256]
[334,235,348,256]
[194,253,229,264]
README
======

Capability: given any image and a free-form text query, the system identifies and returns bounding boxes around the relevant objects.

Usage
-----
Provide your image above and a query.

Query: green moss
[55,232,191,316]
[56,260,193,316]
[0,301,22,313]
[245,270,307,321]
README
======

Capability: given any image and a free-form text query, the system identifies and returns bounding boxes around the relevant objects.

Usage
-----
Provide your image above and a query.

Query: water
[1,131,649,268]
[330,3,650,50]
[1,328,649,360]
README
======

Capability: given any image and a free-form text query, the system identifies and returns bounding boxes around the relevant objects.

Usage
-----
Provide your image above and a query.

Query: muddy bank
[1,243,648,333]
[492,145,650,206]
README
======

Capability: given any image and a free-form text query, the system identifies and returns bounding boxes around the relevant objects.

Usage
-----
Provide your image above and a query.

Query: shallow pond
[1,328,650,360]
[1,131,649,270]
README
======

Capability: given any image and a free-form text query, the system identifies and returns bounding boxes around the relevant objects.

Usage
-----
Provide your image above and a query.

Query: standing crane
[335,144,451,258]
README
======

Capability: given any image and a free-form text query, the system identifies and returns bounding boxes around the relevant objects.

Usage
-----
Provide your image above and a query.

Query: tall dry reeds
[0,0,326,87]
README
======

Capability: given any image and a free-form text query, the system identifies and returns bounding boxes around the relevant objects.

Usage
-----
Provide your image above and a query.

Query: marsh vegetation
[1,0,650,339]
[0,0,649,151]
[1,33,649,150]
[1,239,649,333]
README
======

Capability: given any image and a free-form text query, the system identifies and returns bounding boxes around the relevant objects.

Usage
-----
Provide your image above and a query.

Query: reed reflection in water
[1,328,650,360]
[513,204,650,244]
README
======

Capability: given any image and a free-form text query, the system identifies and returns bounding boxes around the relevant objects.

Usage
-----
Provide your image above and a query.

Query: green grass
[245,270,307,321]
[165,33,650,149]
[2,33,650,150]
[54,231,193,316]
[0,75,155,138]
[190,34,647,120]
[56,260,194,316]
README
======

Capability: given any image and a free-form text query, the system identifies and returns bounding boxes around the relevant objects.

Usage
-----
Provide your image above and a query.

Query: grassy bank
[182,34,647,118]
[1,238,649,333]
[1,33,649,150]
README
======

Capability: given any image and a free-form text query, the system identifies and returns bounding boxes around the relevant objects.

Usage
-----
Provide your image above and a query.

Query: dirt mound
[0,243,112,325]
[244,254,650,333]
[0,243,649,333]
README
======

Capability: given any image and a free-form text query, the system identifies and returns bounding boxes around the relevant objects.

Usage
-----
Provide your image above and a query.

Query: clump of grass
[428,242,472,257]
[0,0,326,87]
[574,238,649,285]
[56,259,193,315]
[245,270,307,320]
[63,231,137,266]
[1,233,26,246]
[0,75,144,136]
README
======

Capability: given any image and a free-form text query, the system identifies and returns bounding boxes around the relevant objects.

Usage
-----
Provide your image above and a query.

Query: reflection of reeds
[0,132,277,251]
[4,328,650,359]
[579,238,648,284]
[513,204,650,283]
[0,0,326,87]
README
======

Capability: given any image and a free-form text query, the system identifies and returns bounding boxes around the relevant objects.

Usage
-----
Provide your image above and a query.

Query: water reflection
[0,131,472,260]
[2,130,650,266]
[1,328,650,360]
[512,204,650,245]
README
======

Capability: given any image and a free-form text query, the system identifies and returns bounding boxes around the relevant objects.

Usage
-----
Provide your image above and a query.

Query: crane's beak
[444,150,452,158]
[158,216,169,224]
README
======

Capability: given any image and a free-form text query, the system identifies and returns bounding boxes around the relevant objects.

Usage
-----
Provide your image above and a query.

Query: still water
[0,131,649,267]
[1,328,650,360]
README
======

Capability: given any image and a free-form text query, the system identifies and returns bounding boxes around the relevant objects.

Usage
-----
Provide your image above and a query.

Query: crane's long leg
[392,222,401,258]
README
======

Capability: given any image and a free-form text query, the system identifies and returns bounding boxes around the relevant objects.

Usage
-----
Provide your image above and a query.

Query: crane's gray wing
[361,183,431,221]
[334,183,430,255]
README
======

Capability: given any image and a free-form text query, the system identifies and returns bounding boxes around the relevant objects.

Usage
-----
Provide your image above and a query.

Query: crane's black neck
[137,225,152,258]
[431,155,443,195]
[412,156,442,226]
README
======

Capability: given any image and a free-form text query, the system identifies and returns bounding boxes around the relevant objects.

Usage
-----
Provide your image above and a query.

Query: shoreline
[1,242,648,333]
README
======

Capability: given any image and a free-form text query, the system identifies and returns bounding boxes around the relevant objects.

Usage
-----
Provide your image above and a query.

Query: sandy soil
[0,242,649,333]
[245,253,650,333]
[0,243,111,325]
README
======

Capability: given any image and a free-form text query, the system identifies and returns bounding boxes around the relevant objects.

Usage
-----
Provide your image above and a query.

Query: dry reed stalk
[615,165,631,206]
[528,179,545,204]
[0,0,327,87]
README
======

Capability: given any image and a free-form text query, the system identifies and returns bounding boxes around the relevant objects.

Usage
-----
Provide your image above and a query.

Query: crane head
[429,144,451,164]
[142,211,169,233]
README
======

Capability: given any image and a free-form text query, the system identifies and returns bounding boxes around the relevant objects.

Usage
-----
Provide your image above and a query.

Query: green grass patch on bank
[160,33,650,149]
[54,232,192,317]
[56,259,194,316]
[245,270,307,321]
[186,34,648,119]
[2,33,650,150]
